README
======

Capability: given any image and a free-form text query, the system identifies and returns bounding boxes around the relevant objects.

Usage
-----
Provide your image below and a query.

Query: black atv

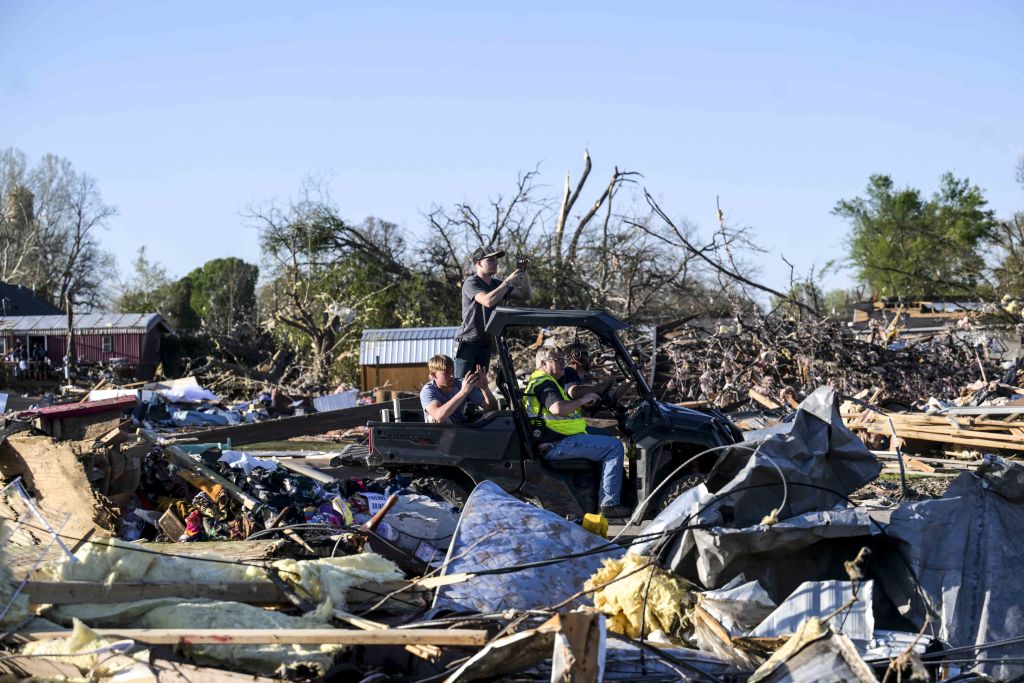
[360,308,741,520]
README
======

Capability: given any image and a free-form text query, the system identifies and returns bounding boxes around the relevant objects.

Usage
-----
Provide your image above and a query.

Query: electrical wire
[611,442,760,543]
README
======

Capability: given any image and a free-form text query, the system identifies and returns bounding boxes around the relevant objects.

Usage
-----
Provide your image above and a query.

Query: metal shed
[359,326,458,392]
[0,312,172,380]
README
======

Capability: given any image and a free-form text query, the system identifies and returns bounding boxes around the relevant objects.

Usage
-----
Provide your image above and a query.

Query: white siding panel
[359,327,459,365]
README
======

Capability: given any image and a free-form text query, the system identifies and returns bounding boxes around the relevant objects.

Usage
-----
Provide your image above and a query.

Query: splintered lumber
[21,627,489,646]
[870,427,1024,452]
[844,409,1024,453]
[140,428,264,512]
[905,457,936,474]
[748,389,781,410]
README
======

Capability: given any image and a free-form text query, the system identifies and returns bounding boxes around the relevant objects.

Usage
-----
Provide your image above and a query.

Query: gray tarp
[433,480,622,613]
[687,507,876,594]
[703,386,882,528]
[636,387,881,592]
[880,455,1024,680]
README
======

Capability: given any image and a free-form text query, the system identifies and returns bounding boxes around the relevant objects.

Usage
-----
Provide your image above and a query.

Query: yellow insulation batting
[0,521,29,627]
[37,538,402,609]
[50,600,342,677]
[20,618,139,678]
[584,555,692,639]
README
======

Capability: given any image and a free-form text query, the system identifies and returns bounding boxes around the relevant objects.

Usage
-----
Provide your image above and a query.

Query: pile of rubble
[650,313,1007,409]
[0,373,1022,680]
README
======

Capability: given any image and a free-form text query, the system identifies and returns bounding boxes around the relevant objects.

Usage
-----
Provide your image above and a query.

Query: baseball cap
[471,245,506,263]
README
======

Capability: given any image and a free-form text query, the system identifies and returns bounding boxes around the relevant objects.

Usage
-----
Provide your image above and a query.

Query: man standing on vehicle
[454,245,531,378]
[421,354,498,423]
[524,347,630,518]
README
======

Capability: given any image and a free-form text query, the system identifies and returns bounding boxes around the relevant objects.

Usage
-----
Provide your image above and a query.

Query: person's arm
[470,367,498,411]
[424,374,479,423]
[567,383,600,399]
[473,271,523,308]
[548,392,600,416]
[508,269,531,301]
[535,379,599,416]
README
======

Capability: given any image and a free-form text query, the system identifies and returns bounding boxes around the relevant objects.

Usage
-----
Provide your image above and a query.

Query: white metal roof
[359,326,459,366]
[0,312,171,335]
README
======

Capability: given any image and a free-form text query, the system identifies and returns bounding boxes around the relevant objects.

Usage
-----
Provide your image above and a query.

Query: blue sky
[1,1,1021,295]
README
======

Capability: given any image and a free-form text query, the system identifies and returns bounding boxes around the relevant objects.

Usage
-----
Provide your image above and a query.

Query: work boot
[599,504,632,519]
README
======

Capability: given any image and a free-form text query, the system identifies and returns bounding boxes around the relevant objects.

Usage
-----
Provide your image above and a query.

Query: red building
[0,312,172,380]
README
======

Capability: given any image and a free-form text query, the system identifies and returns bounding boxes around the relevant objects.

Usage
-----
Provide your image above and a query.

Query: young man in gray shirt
[454,245,531,378]
[420,354,498,423]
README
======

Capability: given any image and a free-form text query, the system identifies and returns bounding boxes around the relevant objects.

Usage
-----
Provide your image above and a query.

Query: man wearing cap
[454,245,531,378]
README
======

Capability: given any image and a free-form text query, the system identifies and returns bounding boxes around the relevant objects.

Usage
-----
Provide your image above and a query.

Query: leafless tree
[0,147,117,310]
[248,177,423,387]
[423,166,550,288]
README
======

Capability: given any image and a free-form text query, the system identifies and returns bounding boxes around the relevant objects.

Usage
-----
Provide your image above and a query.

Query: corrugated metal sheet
[0,313,169,335]
[359,326,459,366]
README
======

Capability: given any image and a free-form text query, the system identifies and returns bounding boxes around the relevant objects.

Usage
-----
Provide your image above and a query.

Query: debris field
[0,313,1022,682]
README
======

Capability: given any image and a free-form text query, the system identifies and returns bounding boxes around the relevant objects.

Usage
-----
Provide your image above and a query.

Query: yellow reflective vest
[522,370,588,436]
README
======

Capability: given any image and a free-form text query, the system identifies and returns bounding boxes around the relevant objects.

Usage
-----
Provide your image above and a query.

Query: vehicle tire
[410,476,470,509]
[649,472,707,516]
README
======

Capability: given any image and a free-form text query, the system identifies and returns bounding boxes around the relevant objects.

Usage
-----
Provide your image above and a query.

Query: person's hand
[505,269,523,286]
[462,369,480,392]
[474,364,490,388]
[579,392,601,408]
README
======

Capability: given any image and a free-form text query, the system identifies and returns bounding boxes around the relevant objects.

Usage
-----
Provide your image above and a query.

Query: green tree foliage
[834,173,996,299]
[252,181,453,387]
[985,157,1024,299]
[186,257,259,335]
[117,247,199,330]
[821,287,865,320]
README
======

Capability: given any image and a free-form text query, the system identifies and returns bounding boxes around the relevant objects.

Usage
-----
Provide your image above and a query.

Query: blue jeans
[544,433,624,507]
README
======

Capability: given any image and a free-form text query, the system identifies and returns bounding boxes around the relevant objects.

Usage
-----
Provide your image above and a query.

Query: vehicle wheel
[649,473,707,516]
[410,476,470,509]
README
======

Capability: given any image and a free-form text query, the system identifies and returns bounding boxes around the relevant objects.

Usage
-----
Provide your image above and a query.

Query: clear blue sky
[2,1,1021,295]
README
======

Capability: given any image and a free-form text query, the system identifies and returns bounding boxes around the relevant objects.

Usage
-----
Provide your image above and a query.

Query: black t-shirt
[560,367,581,390]
[533,377,566,412]
[457,275,505,343]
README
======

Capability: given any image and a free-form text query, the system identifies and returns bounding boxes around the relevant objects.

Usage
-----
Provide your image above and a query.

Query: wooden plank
[160,398,420,447]
[938,405,1024,416]
[21,627,489,646]
[905,456,937,474]
[748,389,780,410]
[861,423,1024,445]
[20,580,285,605]
[885,428,1024,451]
[95,419,134,447]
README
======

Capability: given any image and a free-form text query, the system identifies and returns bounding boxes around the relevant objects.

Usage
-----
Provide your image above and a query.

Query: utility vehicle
[357,308,742,519]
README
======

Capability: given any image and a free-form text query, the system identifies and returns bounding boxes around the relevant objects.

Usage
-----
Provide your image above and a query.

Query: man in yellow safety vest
[523,346,630,518]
